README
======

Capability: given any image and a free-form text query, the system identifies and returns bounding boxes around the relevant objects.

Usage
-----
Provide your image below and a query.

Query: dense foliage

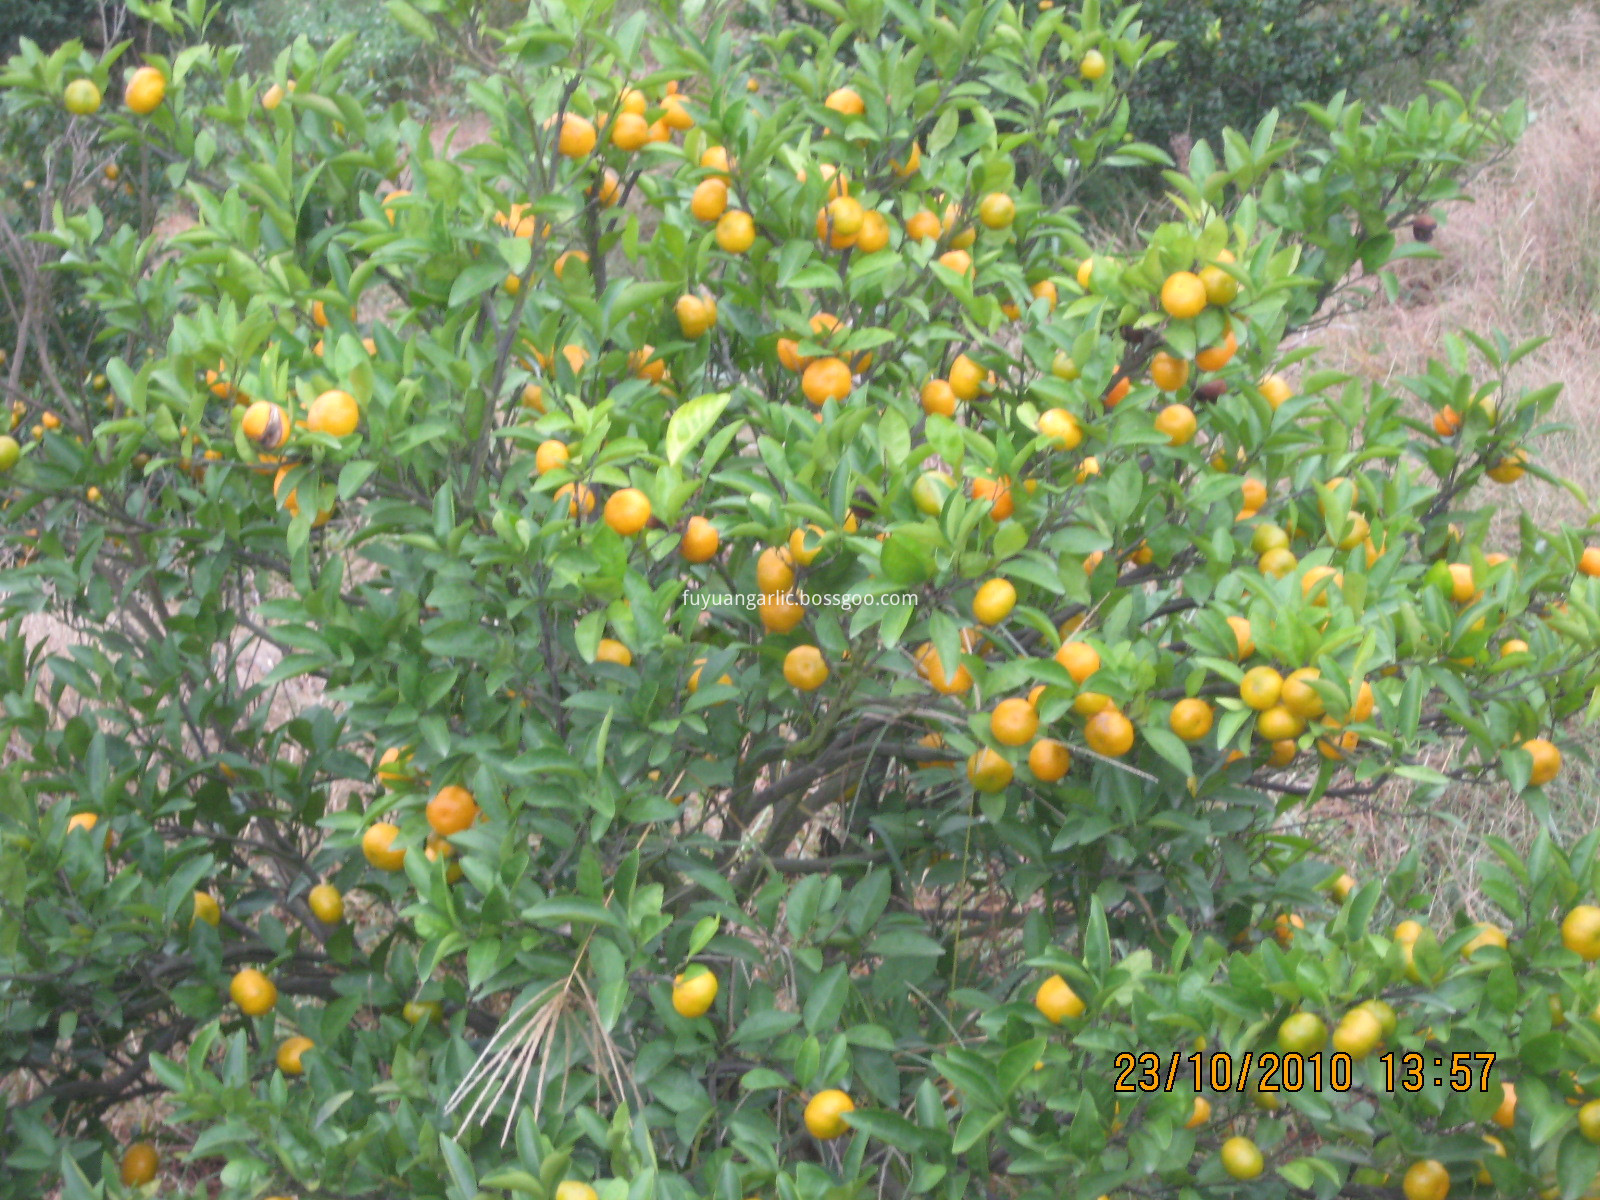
[1121,0,1479,158]
[4,1,1600,1199]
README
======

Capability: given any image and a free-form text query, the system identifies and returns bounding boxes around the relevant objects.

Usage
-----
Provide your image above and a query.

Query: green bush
[1123,0,1479,157]
[0,0,98,59]
[7,1,1600,1199]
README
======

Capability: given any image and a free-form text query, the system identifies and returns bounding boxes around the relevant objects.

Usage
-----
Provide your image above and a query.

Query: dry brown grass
[1314,7,1600,530]
[1300,5,1600,918]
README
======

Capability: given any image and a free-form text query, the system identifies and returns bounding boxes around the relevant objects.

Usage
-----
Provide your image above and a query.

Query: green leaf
[449,259,509,308]
[521,898,620,929]
[880,532,936,585]
[687,914,720,958]
[385,1,438,42]
[665,392,732,466]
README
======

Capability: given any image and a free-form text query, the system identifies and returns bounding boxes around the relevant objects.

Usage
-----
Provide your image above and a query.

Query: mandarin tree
[4,1,1600,1200]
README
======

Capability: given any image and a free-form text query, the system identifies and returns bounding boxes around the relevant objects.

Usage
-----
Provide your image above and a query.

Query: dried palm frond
[446,966,637,1143]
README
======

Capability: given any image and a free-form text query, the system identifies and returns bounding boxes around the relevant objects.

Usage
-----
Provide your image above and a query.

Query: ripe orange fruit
[557,113,597,156]
[1153,404,1197,445]
[1195,328,1238,372]
[936,248,972,274]
[1226,615,1255,659]
[1103,371,1132,407]
[277,1035,315,1075]
[426,784,479,837]
[1580,547,1600,577]
[1433,405,1463,437]
[1259,375,1294,409]
[307,389,359,437]
[802,357,854,405]
[555,482,596,518]
[757,593,806,633]
[1149,352,1190,392]
[905,210,941,241]
[1331,1006,1384,1059]
[674,292,717,338]
[242,401,289,449]
[1239,666,1284,710]
[1256,704,1305,741]
[594,637,633,667]
[679,515,719,563]
[977,192,1016,229]
[190,889,221,927]
[990,698,1039,747]
[1491,1080,1517,1129]
[1523,736,1561,786]
[1054,640,1101,683]
[1487,448,1528,483]
[1219,1136,1263,1180]
[921,378,957,417]
[661,91,694,129]
[1160,271,1207,319]
[824,86,865,115]
[124,66,167,115]
[553,1184,598,1200]
[1281,668,1324,718]
[855,210,891,254]
[889,141,921,176]
[1462,922,1507,958]
[1073,690,1113,718]
[603,487,652,536]
[375,746,414,787]
[788,525,826,566]
[609,111,649,150]
[1079,49,1108,80]
[120,1141,159,1186]
[553,480,598,518]
[1030,279,1059,310]
[1037,407,1083,449]
[362,821,406,870]
[1266,738,1298,767]
[972,578,1016,624]
[307,883,343,924]
[916,639,973,694]
[969,475,1013,520]
[783,645,829,691]
[1185,1095,1211,1129]
[1034,974,1085,1022]
[948,353,985,401]
[1028,739,1071,781]
[967,747,1014,792]
[671,966,719,1017]
[534,440,570,475]
[804,1089,856,1139]
[687,658,734,693]
[1401,1159,1450,1200]
[756,546,797,594]
[1562,905,1600,960]
[1274,912,1305,945]
[715,210,757,253]
[230,967,278,1016]
[273,465,332,527]
[690,178,728,222]
[1085,709,1134,757]
[942,203,976,248]
[1579,1098,1600,1143]
[1169,698,1214,742]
